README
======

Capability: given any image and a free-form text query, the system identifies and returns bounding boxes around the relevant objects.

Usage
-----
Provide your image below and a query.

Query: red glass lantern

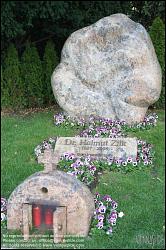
[44,208,53,227]
[32,205,42,228]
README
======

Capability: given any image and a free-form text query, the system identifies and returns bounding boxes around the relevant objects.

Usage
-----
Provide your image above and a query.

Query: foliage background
[1,0,165,109]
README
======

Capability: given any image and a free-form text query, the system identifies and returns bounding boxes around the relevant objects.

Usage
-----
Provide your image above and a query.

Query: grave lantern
[7,167,95,243]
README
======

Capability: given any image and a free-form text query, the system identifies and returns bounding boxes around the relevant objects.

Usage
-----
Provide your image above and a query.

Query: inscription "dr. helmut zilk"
[64,138,126,147]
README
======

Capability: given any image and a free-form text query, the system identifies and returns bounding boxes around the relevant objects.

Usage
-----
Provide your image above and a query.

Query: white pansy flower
[1,213,6,222]
[118,212,124,218]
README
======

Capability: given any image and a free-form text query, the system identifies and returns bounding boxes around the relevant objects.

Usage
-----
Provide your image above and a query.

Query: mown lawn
[1,109,165,249]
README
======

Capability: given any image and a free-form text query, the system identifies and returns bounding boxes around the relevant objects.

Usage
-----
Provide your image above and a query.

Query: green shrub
[43,40,59,105]
[149,17,165,109]
[21,43,44,108]
[1,44,25,109]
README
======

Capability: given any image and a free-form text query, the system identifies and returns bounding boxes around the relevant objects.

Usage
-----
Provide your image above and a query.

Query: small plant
[90,193,124,236]
[34,137,57,157]
[54,113,85,128]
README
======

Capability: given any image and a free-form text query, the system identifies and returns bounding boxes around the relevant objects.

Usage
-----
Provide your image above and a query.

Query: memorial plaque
[54,137,137,163]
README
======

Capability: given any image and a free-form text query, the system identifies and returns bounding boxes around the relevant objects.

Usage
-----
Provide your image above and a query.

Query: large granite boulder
[51,14,162,124]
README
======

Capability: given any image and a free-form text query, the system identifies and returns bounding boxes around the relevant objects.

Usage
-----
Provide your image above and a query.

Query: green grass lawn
[1,109,165,249]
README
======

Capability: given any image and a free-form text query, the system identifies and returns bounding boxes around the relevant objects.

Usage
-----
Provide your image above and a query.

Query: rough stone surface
[7,170,95,237]
[53,207,66,243]
[38,149,57,172]
[22,204,30,240]
[51,13,162,124]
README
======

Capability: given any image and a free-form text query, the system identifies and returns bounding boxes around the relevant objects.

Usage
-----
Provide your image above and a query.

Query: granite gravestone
[51,14,161,124]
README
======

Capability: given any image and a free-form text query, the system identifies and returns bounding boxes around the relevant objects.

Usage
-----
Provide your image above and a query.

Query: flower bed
[90,193,124,236]
[53,113,158,134]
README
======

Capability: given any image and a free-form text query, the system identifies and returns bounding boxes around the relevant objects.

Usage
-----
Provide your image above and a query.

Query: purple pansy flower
[108,217,116,225]
[106,227,113,235]
[98,214,104,222]
[96,221,104,229]
[111,201,118,209]
[127,157,132,163]
[103,195,112,202]
[68,154,75,160]
[110,211,118,219]
[95,192,100,199]
[98,205,106,214]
